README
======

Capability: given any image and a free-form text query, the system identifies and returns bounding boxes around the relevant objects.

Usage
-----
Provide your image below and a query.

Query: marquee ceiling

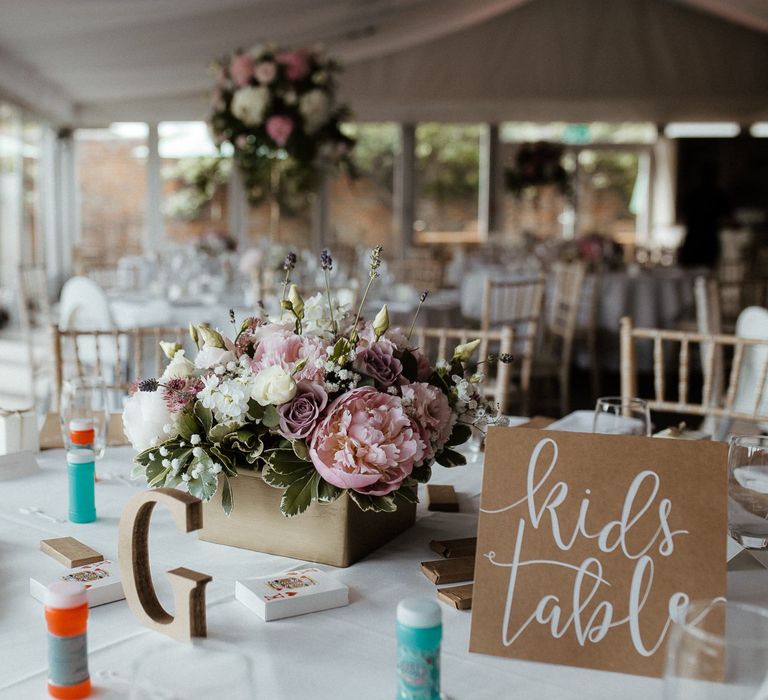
[0,0,766,125]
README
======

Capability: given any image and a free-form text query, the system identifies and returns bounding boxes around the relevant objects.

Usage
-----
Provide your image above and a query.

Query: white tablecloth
[1,446,765,699]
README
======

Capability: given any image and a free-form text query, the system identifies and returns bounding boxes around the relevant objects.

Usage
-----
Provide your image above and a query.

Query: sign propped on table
[470,427,727,678]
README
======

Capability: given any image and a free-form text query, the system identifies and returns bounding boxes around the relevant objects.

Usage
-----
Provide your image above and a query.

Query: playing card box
[235,567,349,621]
[30,559,124,607]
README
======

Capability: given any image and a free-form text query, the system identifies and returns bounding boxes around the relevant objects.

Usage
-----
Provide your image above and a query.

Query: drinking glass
[592,397,651,436]
[728,435,768,550]
[664,599,768,699]
[59,376,109,458]
[129,639,255,699]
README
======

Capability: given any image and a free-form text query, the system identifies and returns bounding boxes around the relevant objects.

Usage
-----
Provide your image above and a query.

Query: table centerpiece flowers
[123,248,508,519]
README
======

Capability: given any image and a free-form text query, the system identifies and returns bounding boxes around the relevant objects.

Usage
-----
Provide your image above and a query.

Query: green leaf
[130,461,147,480]
[357,375,376,388]
[394,484,419,504]
[262,455,315,489]
[194,402,213,435]
[209,421,240,442]
[291,439,310,461]
[349,491,397,513]
[209,445,237,476]
[187,468,219,501]
[148,466,170,488]
[176,410,201,441]
[435,447,467,468]
[221,475,234,516]
[144,459,166,486]
[411,463,432,484]
[315,478,342,504]
[262,405,281,429]
[399,349,418,382]
[280,470,319,517]
[447,422,472,447]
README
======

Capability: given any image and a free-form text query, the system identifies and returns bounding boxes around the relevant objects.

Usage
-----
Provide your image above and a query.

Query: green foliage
[163,156,231,221]
[434,447,467,468]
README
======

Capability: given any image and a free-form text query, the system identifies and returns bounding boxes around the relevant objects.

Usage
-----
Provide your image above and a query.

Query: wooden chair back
[693,276,725,419]
[620,316,768,425]
[547,261,587,341]
[52,324,189,409]
[389,257,444,291]
[411,325,514,414]
[17,264,52,332]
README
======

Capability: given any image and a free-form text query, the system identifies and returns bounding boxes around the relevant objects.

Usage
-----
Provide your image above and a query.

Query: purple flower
[278,381,328,440]
[354,341,403,388]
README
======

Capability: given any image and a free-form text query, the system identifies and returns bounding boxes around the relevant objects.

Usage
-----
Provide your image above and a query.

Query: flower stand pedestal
[198,469,417,567]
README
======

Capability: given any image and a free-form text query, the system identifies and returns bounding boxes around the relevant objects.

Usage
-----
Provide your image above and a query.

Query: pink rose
[309,387,425,496]
[230,53,255,87]
[266,115,294,147]
[353,340,403,388]
[251,325,328,382]
[401,382,455,461]
[254,61,277,85]
[278,381,328,439]
[276,50,310,81]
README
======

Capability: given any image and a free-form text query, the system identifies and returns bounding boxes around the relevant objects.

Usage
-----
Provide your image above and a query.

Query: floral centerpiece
[209,43,354,210]
[124,248,508,518]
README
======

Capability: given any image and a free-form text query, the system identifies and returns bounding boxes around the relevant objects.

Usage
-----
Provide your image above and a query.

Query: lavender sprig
[280,251,297,319]
[351,245,383,338]
[320,249,337,334]
[407,289,429,340]
[138,378,159,392]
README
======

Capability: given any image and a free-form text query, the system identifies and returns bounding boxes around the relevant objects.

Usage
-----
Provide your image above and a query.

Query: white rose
[161,349,195,380]
[231,86,270,126]
[123,390,178,452]
[299,89,330,133]
[195,344,236,370]
[251,365,297,406]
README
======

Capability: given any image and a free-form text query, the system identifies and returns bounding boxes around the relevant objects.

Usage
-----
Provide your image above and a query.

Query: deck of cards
[235,567,349,621]
[30,559,124,607]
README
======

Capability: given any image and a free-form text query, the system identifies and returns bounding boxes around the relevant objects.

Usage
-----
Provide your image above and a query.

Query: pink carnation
[230,53,255,87]
[401,382,455,461]
[251,325,328,382]
[309,387,425,496]
[276,50,310,81]
[266,115,294,146]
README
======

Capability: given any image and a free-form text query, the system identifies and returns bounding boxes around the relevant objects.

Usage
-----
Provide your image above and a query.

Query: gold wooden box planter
[198,469,417,567]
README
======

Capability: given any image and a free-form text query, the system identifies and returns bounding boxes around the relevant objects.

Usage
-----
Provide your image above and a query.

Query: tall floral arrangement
[209,44,355,207]
[124,248,510,517]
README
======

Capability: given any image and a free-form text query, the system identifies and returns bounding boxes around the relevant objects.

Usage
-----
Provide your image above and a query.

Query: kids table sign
[469,427,727,678]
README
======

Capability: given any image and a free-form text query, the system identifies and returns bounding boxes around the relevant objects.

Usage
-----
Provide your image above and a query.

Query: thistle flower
[320,249,333,271]
[138,378,159,392]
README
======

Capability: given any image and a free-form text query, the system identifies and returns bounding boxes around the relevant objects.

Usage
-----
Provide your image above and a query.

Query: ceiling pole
[143,122,163,256]
[394,123,415,258]
[479,123,500,240]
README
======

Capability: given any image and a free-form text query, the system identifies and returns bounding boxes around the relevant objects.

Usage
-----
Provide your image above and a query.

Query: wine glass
[592,397,651,436]
[59,376,109,459]
[664,599,768,698]
[728,435,768,550]
[129,639,255,699]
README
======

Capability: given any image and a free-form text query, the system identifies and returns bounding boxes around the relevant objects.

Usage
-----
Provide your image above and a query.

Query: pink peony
[400,382,455,462]
[230,53,256,87]
[276,50,310,81]
[251,325,328,382]
[309,387,425,496]
[254,61,277,85]
[266,115,294,146]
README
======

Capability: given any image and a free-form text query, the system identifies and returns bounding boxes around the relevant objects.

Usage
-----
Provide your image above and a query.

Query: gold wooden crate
[198,469,417,567]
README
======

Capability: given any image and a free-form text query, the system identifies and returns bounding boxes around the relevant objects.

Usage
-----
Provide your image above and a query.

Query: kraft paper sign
[470,428,727,678]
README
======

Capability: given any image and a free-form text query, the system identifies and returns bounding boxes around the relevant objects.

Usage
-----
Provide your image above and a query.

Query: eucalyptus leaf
[148,466,170,488]
[187,468,218,501]
[130,462,147,480]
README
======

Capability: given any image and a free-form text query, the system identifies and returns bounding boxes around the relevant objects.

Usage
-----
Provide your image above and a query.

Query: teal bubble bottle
[396,598,442,700]
[67,450,96,523]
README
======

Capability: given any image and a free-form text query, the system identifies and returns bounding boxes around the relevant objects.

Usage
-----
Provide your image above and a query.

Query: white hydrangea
[299,89,331,133]
[231,86,270,126]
